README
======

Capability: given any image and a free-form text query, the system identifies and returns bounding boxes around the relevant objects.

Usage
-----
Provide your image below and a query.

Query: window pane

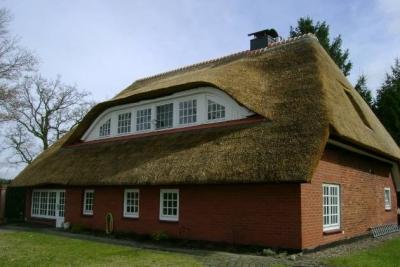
[118,112,132,134]
[179,99,197,125]
[156,103,173,129]
[208,100,225,120]
[99,119,111,137]
[136,109,151,131]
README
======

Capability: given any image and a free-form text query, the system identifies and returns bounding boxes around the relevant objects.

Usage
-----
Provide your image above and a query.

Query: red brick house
[11,33,399,250]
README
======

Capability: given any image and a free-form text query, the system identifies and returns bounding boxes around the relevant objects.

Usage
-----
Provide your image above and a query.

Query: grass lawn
[0,231,204,267]
[327,237,400,267]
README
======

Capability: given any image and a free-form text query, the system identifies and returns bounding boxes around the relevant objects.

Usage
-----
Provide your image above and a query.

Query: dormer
[82,87,254,142]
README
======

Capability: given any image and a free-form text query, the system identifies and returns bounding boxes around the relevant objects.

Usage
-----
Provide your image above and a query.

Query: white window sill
[83,211,93,216]
[159,216,179,222]
[123,213,139,219]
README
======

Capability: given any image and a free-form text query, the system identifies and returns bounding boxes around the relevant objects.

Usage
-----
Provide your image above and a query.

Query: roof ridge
[135,33,317,83]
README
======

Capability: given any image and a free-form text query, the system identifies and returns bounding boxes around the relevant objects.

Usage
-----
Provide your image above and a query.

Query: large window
[179,99,197,125]
[156,103,173,129]
[208,100,225,120]
[99,119,111,137]
[323,184,341,231]
[83,189,94,215]
[31,190,65,219]
[117,112,132,134]
[136,108,151,131]
[123,189,139,218]
[84,87,255,142]
[159,189,179,221]
[384,188,391,210]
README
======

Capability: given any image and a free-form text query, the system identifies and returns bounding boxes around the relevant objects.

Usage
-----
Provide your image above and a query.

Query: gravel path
[1,224,399,267]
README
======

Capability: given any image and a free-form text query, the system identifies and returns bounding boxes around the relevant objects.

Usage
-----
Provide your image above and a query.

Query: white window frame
[117,112,132,135]
[83,189,94,216]
[82,87,254,142]
[384,187,392,210]
[31,189,66,219]
[323,183,341,232]
[123,189,139,218]
[159,189,179,222]
[178,98,197,125]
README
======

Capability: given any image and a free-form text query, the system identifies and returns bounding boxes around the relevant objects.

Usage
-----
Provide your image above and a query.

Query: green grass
[327,237,400,267]
[0,231,203,267]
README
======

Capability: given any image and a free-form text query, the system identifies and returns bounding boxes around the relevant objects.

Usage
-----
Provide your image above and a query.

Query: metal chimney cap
[248,28,279,39]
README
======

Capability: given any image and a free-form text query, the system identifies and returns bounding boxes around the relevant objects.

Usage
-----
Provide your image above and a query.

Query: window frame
[159,189,179,222]
[31,189,66,219]
[322,183,341,232]
[123,189,140,218]
[178,98,197,125]
[83,189,95,216]
[155,102,174,130]
[117,112,132,135]
[384,187,392,210]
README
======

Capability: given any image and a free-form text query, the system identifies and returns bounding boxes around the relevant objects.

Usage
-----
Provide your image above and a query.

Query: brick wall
[24,144,398,250]
[65,184,302,249]
[300,144,398,249]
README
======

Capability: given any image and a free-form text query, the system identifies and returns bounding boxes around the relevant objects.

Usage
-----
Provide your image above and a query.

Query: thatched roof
[11,34,400,187]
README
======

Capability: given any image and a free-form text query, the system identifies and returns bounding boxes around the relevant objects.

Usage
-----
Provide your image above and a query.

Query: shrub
[151,231,169,241]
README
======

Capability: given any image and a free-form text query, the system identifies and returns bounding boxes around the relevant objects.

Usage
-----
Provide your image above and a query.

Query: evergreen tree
[290,17,352,76]
[375,58,400,144]
[354,74,374,108]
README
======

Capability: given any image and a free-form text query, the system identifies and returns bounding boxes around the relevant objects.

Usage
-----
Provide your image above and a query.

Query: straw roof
[11,34,400,187]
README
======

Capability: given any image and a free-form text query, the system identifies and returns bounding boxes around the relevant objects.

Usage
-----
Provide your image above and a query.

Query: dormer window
[99,119,111,137]
[83,87,254,142]
[208,100,225,120]
[156,103,173,130]
[179,99,197,125]
[118,112,132,134]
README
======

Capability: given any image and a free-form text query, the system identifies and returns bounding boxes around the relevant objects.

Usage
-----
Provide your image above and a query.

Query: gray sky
[0,0,399,179]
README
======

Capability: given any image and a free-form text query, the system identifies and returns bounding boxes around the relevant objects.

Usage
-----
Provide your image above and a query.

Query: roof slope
[11,34,400,187]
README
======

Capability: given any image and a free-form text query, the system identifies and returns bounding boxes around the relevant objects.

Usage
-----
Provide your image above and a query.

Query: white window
[156,103,173,129]
[136,108,151,131]
[159,189,179,221]
[83,189,94,215]
[179,99,197,125]
[31,190,65,219]
[123,189,139,218]
[384,188,392,210]
[117,112,132,134]
[323,184,340,231]
[208,99,225,120]
[99,118,111,137]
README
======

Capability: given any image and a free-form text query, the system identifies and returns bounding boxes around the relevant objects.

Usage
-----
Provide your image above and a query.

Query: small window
[117,112,132,134]
[99,119,111,137]
[124,189,139,218]
[156,103,173,129]
[208,100,225,120]
[32,191,40,216]
[159,189,179,221]
[136,108,151,131]
[83,189,94,215]
[179,99,197,125]
[384,188,391,210]
[323,184,341,231]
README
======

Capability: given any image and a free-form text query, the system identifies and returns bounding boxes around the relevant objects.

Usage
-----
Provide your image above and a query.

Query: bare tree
[4,75,93,164]
[0,8,37,122]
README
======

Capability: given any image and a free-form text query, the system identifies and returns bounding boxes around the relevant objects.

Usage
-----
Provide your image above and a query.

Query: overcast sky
[0,0,399,179]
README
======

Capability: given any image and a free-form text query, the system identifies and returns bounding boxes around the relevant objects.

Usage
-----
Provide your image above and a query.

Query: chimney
[248,28,279,50]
